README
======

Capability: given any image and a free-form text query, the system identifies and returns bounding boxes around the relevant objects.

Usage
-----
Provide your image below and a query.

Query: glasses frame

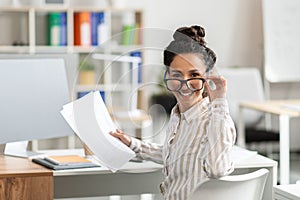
[163,71,206,92]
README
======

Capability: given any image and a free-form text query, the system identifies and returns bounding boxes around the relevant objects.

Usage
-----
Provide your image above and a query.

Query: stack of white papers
[60,91,135,172]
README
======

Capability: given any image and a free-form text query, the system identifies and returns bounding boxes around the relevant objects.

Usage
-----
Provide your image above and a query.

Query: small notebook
[44,155,91,166]
[32,155,100,170]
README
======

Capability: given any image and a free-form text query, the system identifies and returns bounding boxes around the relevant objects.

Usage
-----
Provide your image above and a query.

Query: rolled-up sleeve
[130,137,163,164]
[203,98,236,178]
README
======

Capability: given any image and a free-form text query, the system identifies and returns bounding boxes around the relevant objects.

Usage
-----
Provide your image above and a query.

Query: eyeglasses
[164,77,206,92]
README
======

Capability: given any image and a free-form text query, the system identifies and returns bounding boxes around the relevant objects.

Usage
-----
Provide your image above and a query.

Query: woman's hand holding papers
[110,129,132,147]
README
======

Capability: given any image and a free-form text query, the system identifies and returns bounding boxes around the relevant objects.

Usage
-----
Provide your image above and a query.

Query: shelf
[0,5,143,52]
[34,46,69,53]
[0,6,30,11]
[72,45,144,54]
[0,45,144,54]
[0,46,70,54]
[0,46,30,53]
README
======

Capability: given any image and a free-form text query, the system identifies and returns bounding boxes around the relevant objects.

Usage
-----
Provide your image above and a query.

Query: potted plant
[79,60,95,85]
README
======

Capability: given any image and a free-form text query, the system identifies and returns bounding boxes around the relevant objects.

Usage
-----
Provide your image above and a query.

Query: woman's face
[167,53,207,112]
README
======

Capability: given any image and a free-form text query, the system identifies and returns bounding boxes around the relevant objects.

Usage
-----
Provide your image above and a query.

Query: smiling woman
[163,26,226,112]
[110,25,236,200]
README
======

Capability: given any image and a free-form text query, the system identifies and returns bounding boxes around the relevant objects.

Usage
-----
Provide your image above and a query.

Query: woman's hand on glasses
[205,76,227,101]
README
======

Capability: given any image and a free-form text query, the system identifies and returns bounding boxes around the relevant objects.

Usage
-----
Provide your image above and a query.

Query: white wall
[128,0,263,68]
[126,0,264,98]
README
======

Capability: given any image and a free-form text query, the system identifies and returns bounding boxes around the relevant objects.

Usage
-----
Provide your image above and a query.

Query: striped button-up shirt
[130,97,236,200]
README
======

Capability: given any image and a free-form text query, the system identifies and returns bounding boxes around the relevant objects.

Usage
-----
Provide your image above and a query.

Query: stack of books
[32,155,100,170]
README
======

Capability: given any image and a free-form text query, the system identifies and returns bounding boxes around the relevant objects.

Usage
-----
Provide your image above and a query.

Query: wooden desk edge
[0,155,53,177]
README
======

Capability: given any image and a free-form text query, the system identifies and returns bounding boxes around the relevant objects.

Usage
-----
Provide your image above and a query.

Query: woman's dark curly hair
[163,25,216,71]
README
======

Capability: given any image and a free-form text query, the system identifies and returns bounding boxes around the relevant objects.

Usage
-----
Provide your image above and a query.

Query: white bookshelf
[0,6,143,52]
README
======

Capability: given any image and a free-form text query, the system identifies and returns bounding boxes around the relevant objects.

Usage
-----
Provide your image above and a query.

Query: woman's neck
[178,97,203,113]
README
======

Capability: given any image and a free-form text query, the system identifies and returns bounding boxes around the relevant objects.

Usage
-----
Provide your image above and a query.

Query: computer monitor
[0,57,74,156]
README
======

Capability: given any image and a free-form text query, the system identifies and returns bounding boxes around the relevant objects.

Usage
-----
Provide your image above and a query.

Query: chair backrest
[189,168,269,200]
[219,67,265,126]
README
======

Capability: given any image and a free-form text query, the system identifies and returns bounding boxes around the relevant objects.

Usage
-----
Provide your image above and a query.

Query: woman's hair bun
[173,25,206,46]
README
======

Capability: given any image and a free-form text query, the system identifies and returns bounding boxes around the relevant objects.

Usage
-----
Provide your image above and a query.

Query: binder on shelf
[60,12,67,46]
[48,12,67,46]
[134,12,142,45]
[48,12,61,46]
[122,25,134,45]
[74,12,91,46]
[121,12,135,45]
[91,12,100,46]
[91,12,108,46]
[130,51,142,83]
[97,12,109,45]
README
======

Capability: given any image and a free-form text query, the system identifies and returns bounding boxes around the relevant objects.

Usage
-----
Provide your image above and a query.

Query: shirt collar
[171,97,210,123]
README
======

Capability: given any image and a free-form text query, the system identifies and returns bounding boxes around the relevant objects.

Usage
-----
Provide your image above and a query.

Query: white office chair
[219,67,265,126]
[189,168,269,200]
[219,67,279,152]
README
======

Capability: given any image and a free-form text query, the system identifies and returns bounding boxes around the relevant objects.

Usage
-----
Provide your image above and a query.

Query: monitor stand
[4,141,44,158]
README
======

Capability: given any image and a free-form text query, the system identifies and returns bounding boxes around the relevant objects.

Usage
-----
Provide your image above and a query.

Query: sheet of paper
[60,91,135,172]
[60,103,79,134]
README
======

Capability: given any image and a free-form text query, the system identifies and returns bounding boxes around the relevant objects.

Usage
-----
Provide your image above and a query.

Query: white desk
[53,146,277,200]
[273,184,300,200]
[237,100,300,184]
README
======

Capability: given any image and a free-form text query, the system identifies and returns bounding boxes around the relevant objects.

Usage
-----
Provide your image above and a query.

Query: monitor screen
[0,58,74,144]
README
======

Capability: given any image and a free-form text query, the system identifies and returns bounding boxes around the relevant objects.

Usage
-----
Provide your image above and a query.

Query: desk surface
[240,99,300,116]
[0,155,52,177]
[53,159,162,176]
[53,146,277,177]
[0,147,276,178]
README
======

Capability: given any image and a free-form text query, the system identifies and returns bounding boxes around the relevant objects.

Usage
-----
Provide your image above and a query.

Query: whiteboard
[262,0,300,82]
